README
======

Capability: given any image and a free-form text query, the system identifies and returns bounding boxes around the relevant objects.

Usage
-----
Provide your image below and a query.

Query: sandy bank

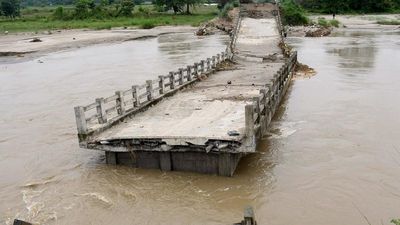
[288,14,400,37]
[0,26,196,57]
[313,14,400,28]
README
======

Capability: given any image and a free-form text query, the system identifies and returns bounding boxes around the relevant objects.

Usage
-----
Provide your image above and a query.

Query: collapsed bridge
[74,3,297,176]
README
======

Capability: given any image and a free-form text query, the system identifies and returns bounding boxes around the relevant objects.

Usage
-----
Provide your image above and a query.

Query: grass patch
[316,17,339,27]
[392,219,400,225]
[330,19,339,27]
[0,5,218,33]
[377,19,400,25]
[140,21,155,29]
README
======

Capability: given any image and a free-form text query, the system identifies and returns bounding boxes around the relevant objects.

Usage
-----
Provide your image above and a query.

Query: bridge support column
[105,151,117,165]
[160,152,172,171]
[218,153,241,177]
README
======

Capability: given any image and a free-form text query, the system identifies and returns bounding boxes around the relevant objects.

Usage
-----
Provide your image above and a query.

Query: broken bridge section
[74,3,297,176]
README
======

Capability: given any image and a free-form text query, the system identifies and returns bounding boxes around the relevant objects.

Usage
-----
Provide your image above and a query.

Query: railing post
[253,97,260,124]
[187,66,192,81]
[245,104,255,137]
[169,72,175,89]
[212,56,216,68]
[115,91,125,115]
[193,63,198,77]
[146,80,153,101]
[132,85,140,107]
[158,75,165,95]
[260,89,266,115]
[178,68,184,85]
[74,106,88,134]
[200,60,205,73]
[96,98,107,124]
[243,206,256,225]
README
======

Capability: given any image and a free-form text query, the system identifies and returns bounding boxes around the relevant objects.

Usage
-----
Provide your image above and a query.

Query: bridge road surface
[91,5,284,150]
[91,4,284,150]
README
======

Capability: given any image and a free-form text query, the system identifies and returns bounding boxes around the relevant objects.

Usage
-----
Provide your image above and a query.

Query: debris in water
[78,192,113,206]
[228,130,240,136]
[305,27,332,37]
[294,62,316,79]
[30,38,42,43]
[13,219,32,225]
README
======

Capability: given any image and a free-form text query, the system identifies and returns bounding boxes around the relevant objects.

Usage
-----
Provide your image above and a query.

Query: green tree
[182,0,203,14]
[118,0,134,16]
[297,0,399,13]
[53,6,65,19]
[155,0,203,14]
[0,0,20,18]
[155,0,184,13]
[74,0,91,19]
[281,0,309,25]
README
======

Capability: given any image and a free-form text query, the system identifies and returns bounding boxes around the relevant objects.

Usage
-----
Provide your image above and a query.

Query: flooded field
[1,27,400,225]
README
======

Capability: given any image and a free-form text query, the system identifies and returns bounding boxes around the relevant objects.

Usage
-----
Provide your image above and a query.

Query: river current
[0,27,399,224]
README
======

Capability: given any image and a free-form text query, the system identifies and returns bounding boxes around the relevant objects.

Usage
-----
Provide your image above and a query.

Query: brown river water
[0,28,399,224]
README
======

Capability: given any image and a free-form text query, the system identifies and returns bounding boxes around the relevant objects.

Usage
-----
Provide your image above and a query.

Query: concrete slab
[92,61,284,146]
[236,18,281,58]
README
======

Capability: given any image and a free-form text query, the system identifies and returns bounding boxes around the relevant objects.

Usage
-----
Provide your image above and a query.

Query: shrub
[119,0,134,16]
[330,19,339,27]
[232,0,239,7]
[392,219,400,225]
[219,2,233,18]
[317,17,339,28]
[317,17,328,27]
[140,21,155,29]
[281,0,309,26]
[74,0,91,19]
[138,5,151,15]
[52,6,65,20]
[377,19,400,25]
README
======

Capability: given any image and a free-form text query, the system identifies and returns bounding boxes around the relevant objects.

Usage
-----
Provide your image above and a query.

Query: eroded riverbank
[0,26,201,60]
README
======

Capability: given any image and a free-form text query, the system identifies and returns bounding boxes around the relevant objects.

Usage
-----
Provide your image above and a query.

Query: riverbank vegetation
[280,0,400,26]
[0,0,219,32]
[377,19,400,25]
[317,17,339,27]
[298,0,400,14]
[280,0,309,25]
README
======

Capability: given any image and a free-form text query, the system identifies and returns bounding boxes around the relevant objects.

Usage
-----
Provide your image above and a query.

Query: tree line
[0,0,216,19]
[296,0,400,13]
[0,0,20,18]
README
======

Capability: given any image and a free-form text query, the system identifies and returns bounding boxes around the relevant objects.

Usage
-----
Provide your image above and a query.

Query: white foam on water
[21,189,45,220]
[267,121,306,139]
[77,192,113,206]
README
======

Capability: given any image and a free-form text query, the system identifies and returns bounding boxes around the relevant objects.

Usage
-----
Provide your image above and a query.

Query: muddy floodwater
[1,27,400,224]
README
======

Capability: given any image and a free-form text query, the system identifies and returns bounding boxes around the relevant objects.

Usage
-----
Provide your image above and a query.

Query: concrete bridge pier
[106,151,243,176]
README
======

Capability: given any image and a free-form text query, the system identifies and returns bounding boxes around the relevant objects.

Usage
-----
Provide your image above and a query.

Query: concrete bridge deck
[74,3,297,176]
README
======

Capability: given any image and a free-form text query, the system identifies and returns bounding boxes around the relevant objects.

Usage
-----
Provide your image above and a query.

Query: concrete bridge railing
[274,0,285,37]
[74,51,229,137]
[227,14,242,58]
[74,13,243,139]
[245,51,297,140]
